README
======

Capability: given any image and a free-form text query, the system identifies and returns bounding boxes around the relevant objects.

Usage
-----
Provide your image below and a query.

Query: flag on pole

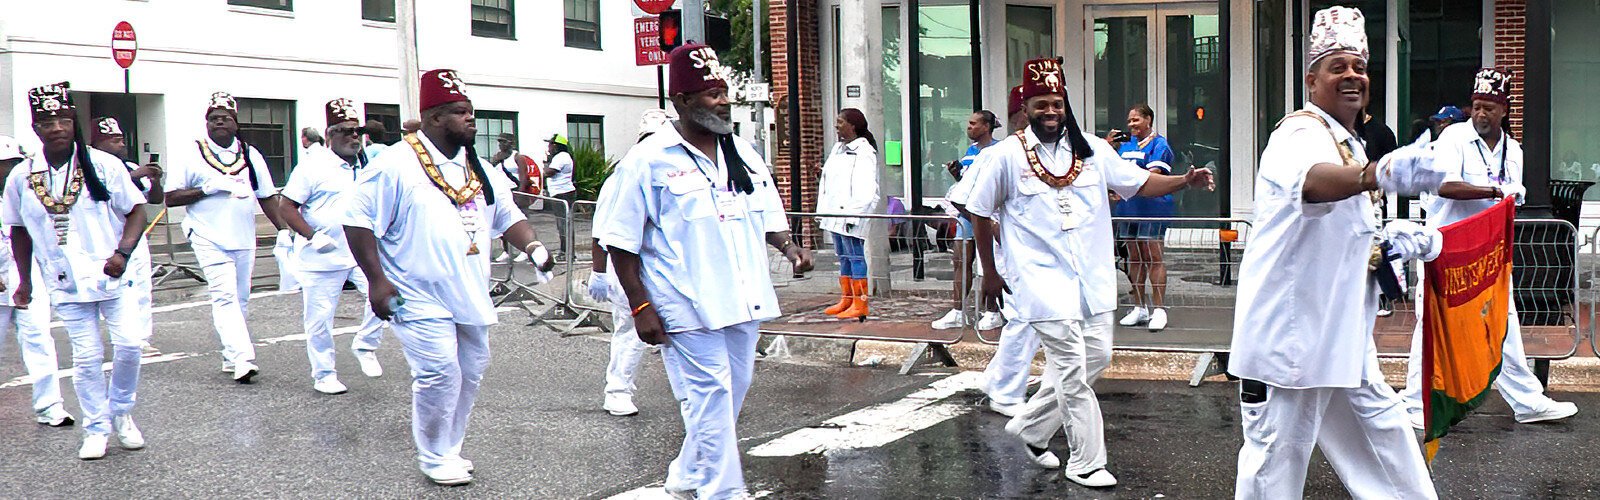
[1422,198,1515,463]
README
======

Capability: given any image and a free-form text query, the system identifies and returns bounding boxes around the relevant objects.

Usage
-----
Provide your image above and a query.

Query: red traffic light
[659,10,683,53]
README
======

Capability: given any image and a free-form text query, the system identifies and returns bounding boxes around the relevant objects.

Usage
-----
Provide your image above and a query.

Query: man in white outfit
[164,92,284,383]
[0,134,75,428]
[276,98,389,395]
[343,69,555,485]
[1400,68,1578,426]
[596,44,813,499]
[7,82,151,460]
[1228,7,1443,498]
[89,117,162,364]
[966,57,1213,489]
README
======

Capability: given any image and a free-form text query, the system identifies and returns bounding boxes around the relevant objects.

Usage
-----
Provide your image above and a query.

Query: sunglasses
[329,126,362,137]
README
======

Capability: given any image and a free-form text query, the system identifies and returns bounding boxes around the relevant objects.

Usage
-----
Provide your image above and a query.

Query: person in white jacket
[816,108,880,320]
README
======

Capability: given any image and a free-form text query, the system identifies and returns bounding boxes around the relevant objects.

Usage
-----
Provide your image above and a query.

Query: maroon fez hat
[668,44,730,96]
[421,69,470,111]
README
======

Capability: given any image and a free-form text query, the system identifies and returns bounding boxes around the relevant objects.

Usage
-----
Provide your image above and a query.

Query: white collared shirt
[964,128,1151,323]
[1230,103,1379,389]
[593,124,789,333]
[341,131,521,326]
[1421,122,1524,227]
[170,136,277,251]
[1,146,146,304]
[282,146,365,272]
[547,151,576,195]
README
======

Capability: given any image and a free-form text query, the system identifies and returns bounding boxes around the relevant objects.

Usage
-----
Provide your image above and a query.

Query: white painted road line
[605,485,772,499]
[747,371,984,457]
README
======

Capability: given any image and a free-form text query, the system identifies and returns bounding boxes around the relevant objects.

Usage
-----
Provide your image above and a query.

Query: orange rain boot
[823,276,854,315]
[835,278,870,320]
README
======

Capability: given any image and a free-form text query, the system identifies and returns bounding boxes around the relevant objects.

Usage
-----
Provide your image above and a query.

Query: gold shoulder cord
[1278,111,1388,270]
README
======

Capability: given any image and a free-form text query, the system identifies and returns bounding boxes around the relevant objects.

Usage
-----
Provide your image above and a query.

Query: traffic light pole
[683,0,706,44]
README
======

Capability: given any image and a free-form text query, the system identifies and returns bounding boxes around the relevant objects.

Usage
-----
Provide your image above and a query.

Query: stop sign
[634,0,675,15]
[111,21,137,69]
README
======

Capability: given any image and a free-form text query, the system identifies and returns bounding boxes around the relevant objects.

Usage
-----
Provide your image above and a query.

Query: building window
[473,110,518,157]
[567,114,604,154]
[1005,5,1054,93]
[234,97,296,187]
[229,0,291,11]
[564,0,601,49]
[472,0,515,39]
[362,0,395,23]
[364,103,401,145]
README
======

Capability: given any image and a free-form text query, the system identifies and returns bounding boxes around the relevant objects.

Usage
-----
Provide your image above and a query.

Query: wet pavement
[2,279,1599,498]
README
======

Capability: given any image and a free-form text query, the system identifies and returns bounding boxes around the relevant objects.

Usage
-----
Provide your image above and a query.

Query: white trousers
[1235,375,1436,499]
[983,316,1041,405]
[58,298,148,436]
[191,237,256,366]
[662,321,760,499]
[1006,312,1114,475]
[1402,282,1552,417]
[391,317,490,471]
[1,303,65,415]
[603,301,650,398]
[119,256,153,347]
[300,267,386,381]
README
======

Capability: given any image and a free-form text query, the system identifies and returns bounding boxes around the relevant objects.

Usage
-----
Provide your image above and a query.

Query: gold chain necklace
[406,134,483,206]
[30,159,84,215]
[197,140,248,175]
[1014,129,1084,188]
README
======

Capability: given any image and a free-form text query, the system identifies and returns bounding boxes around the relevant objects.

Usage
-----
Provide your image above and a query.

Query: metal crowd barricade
[494,192,582,332]
[557,199,612,335]
[761,211,973,374]
[147,205,205,287]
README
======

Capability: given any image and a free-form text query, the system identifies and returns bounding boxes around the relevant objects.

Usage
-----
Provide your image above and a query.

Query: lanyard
[1474,133,1508,182]
[680,144,728,192]
[46,157,73,199]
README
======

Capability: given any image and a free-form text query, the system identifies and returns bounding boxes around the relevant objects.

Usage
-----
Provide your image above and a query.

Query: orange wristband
[631,301,652,316]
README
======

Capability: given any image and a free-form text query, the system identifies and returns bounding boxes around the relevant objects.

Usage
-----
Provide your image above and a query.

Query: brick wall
[769,0,825,244]
[1494,0,1526,138]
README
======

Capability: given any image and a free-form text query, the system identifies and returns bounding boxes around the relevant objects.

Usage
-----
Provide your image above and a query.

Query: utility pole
[751,0,767,156]
[839,0,889,293]
[684,0,707,43]
[397,0,421,121]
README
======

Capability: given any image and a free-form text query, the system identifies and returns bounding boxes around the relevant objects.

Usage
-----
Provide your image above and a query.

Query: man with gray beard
[595,43,813,499]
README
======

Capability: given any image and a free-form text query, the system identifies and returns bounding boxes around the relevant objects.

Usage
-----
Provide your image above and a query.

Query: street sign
[112,21,137,69]
[635,17,667,66]
[743,83,770,103]
[633,0,675,16]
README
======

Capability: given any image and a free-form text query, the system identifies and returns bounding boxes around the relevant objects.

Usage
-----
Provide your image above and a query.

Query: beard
[682,105,735,135]
[1028,115,1063,143]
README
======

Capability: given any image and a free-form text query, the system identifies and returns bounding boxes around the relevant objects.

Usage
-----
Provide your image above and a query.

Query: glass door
[1086,3,1225,217]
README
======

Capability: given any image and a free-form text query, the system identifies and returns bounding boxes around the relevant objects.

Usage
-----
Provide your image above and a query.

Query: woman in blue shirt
[1106,104,1176,331]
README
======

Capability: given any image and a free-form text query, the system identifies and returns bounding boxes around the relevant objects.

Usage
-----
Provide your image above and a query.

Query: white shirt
[546,151,576,195]
[497,150,523,183]
[1,146,147,303]
[282,146,365,272]
[1230,103,1379,389]
[1421,122,1524,227]
[170,137,277,251]
[964,128,1151,323]
[98,149,155,288]
[341,131,524,326]
[594,125,789,333]
[816,138,880,238]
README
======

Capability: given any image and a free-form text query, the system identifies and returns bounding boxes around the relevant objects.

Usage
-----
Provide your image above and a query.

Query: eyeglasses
[329,126,362,137]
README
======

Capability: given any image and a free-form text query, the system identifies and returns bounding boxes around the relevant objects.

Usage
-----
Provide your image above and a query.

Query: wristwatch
[114,247,133,259]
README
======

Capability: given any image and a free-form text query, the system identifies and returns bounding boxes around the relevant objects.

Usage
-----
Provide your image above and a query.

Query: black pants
[550,190,577,256]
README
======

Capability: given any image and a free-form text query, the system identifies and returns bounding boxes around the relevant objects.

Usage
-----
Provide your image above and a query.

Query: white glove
[275,229,294,250]
[1382,220,1444,262]
[525,243,555,285]
[1498,183,1526,205]
[309,232,339,253]
[586,271,612,303]
[1377,146,1448,197]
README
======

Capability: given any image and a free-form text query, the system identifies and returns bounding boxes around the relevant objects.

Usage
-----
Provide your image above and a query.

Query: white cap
[637,109,673,140]
[0,135,24,161]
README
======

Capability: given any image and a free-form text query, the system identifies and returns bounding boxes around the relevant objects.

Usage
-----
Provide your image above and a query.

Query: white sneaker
[512,251,529,263]
[114,414,145,450]
[313,377,348,395]
[976,311,1005,330]
[233,361,259,383]
[1025,446,1061,469]
[1516,401,1579,424]
[604,393,640,416]
[1376,307,1394,317]
[78,433,109,460]
[988,400,1022,418]
[354,350,383,378]
[35,404,76,427]
[493,252,511,263]
[221,363,235,373]
[448,456,475,473]
[1119,306,1149,326]
[1067,468,1118,488]
[421,462,472,486]
[1147,308,1168,331]
[931,309,967,330]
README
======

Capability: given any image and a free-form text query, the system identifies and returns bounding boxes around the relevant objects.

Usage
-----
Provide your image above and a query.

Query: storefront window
[1551,0,1600,198]
[883,6,905,198]
[1006,5,1054,92]
[1255,0,1286,156]
[1166,13,1225,216]
[1407,0,1482,143]
[1093,16,1149,135]
[917,3,973,198]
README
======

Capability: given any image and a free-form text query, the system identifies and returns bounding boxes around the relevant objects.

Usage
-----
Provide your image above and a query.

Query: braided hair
[719,134,756,195]
[71,127,110,202]
[465,143,496,205]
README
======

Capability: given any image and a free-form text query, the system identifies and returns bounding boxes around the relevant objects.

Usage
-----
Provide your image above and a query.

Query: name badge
[714,189,746,221]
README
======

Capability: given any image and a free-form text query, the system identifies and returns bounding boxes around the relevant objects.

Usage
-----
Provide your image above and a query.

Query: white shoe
[988,400,1022,418]
[221,363,235,373]
[1067,468,1118,488]
[1119,306,1149,326]
[493,252,511,263]
[421,462,472,486]
[665,488,697,500]
[114,414,145,450]
[512,251,529,263]
[354,350,383,378]
[1376,307,1394,317]
[233,361,259,383]
[1025,445,1061,469]
[1147,308,1168,331]
[313,377,348,395]
[931,309,967,330]
[1516,401,1578,424]
[604,393,640,416]
[976,311,1005,330]
[78,434,109,460]
[35,404,76,427]
[448,456,475,473]
[140,344,160,357]
[1409,410,1424,430]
